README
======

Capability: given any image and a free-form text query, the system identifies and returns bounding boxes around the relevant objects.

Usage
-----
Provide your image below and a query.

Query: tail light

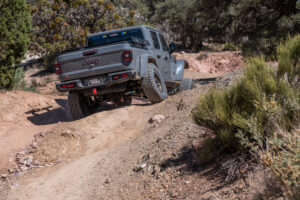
[113,75,120,80]
[54,64,61,75]
[112,73,129,80]
[121,50,133,64]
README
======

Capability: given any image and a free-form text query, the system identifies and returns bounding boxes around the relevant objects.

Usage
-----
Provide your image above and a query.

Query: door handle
[157,55,161,59]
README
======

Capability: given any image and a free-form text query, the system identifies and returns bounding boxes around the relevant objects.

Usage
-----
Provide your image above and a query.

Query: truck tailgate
[58,43,130,81]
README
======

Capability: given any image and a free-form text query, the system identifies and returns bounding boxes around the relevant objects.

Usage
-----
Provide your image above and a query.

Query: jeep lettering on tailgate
[82,57,100,66]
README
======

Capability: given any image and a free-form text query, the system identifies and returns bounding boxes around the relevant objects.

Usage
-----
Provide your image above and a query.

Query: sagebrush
[192,35,300,198]
[0,0,31,89]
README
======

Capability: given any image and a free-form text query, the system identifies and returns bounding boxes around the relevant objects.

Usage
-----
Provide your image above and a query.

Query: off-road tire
[179,78,194,92]
[142,63,168,104]
[68,92,93,120]
[113,96,132,107]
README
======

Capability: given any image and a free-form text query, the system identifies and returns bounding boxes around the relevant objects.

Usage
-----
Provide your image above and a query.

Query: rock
[20,165,28,171]
[9,168,19,175]
[31,142,38,149]
[11,182,20,188]
[141,154,150,162]
[61,130,73,137]
[133,163,147,173]
[32,160,40,166]
[133,166,142,172]
[140,163,147,169]
[152,165,161,175]
[104,178,110,185]
[149,115,165,124]
[1,174,8,179]
[219,59,230,65]
[17,150,26,156]
[61,130,81,138]
[23,155,33,167]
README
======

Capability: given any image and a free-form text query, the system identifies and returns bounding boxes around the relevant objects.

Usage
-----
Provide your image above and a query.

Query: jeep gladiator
[55,25,193,120]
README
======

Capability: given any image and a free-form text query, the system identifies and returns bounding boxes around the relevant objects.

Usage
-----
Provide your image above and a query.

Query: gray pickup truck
[55,25,193,120]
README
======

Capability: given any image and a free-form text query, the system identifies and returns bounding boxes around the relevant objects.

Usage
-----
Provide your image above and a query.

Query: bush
[223,43,238,51]
[12,67,26,90]
[192,35,300,198]
[0,0,31,90]
[28,0,136,68]
[277,35,300,89]
[241,36,279,59]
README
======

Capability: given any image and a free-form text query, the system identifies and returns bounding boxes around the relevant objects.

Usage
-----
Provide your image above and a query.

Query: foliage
[11,67,40,93]
[12,67,26,90]
[223,43,238,51]
[140,0,299,54]
[0,0,31,89]
[192,35,300,198]
[28,0,136,67]
[153,0,204,50]
[277,34,300,89]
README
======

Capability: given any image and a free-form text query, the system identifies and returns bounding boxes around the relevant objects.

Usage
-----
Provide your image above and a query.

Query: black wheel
[142,63,168,103]
[68,92,94,120]
[179,78,194,92]
[112,95,132,106]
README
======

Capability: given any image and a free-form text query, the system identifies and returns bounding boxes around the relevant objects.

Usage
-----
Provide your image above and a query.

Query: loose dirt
[0,52,267,200]
[0,91,69,174]
[174,51,243,75]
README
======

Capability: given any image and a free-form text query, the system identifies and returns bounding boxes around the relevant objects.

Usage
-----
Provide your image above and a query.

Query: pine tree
[0,0,31,89]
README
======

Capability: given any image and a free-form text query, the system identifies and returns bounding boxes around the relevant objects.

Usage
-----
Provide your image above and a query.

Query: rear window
[87,29,144,47]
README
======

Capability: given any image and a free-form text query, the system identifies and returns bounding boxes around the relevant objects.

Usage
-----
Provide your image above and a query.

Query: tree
[152,0,205,50]
[0,0,31,89]
[29,0,136,58]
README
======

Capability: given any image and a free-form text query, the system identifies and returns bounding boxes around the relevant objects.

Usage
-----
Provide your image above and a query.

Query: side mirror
[169,43,176,53]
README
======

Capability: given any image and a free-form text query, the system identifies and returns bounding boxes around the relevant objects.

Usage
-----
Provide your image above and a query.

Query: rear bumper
[56,70,137,92]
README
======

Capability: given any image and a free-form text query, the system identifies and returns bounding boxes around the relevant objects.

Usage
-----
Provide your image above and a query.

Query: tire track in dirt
[7,102,154,200]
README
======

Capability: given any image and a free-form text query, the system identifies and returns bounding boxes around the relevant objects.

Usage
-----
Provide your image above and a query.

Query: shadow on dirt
[27,99,71,125]
[29,69,53,78]
[27,97,151,125]
[159,145,230,191]
[160,145,199,172]
[159,143,255,192]
[194,78,217,85]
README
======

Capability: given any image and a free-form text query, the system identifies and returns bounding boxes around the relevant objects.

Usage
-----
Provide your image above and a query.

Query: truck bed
[58,42,133,82]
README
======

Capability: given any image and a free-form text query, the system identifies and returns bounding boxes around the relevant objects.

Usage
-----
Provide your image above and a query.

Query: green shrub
[29,0,136,68]
[0,0,31,90]
[223,43,238,51]
[192,35,300,198]
[24,85,40,94]
[12,67,26,90]
[241,36,279,58]
[277,35,300,89]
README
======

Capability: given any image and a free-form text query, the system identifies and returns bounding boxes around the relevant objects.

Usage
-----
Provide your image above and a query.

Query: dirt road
[7,99,155,200]
[2,77,254,200]
[0,53,251,199]
[0,81,209,200]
